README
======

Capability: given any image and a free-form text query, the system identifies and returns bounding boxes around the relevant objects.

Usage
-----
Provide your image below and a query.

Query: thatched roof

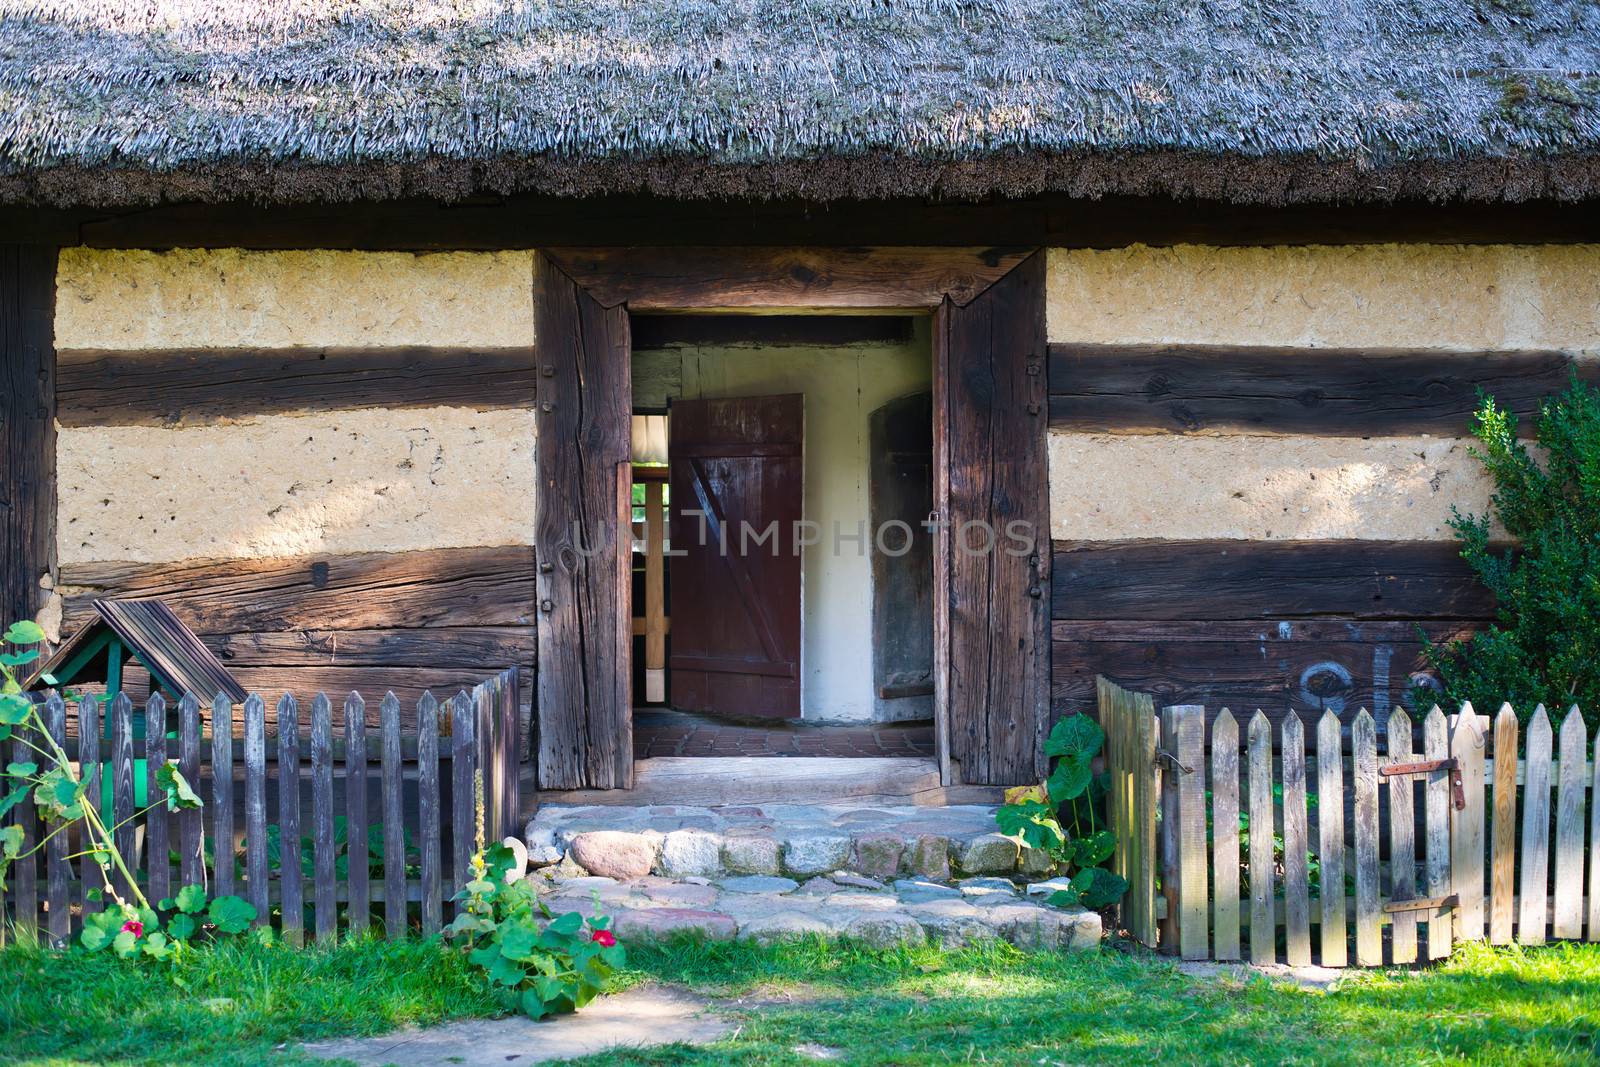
[2,0,1599,207]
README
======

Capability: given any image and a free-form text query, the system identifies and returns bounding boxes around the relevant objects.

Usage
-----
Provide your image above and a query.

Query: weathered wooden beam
[631,313,913,350]
[1047,344,1590,436]
[1051,619,1478,724]
[57,346,537,426]
[61,546,536,635]
[543,246,1031,311]
[204,625,537,668]
[0,245,56,630]
[25,193,1600,252]
[1051,539,1495,621]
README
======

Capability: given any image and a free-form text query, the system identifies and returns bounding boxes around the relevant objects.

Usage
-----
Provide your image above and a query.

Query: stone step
[523,802,1055,882]
[526,870,1101,952]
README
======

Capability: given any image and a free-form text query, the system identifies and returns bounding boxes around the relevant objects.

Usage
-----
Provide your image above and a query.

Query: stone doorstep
[525,803,1052,883]
[531,870,1102,952]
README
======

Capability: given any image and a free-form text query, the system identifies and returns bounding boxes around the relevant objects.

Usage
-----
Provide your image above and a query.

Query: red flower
[589,928,616,947]
[120,919,143,938]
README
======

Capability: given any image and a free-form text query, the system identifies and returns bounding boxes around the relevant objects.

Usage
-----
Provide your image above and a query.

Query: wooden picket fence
[1,666,522,947]
[1102,677,1600,966]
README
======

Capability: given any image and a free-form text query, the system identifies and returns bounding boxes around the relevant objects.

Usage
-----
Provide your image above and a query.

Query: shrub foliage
[1423,377,1600,727]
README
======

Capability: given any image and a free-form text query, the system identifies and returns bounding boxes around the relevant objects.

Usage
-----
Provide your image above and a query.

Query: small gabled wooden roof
[27,598,247,704]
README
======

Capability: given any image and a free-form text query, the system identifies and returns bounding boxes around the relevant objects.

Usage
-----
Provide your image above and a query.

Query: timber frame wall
[4,192,1597,790]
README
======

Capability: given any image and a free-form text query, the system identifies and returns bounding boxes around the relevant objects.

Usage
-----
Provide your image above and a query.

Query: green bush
[1422,376,1600,727]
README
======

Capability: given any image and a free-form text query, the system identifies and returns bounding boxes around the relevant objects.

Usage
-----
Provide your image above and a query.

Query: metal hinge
[1379,757,1465,811]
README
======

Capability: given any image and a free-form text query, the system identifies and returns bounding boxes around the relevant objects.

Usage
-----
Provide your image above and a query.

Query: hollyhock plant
[590,928,616,947]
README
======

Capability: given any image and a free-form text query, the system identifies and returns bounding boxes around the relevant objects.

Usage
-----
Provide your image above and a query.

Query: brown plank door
[668,394,804,719]
[532,254,634,790]
[934,252,1050,785]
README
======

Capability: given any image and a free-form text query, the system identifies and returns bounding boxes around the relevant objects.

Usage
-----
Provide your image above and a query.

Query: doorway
[627,314,936,757]
[532,247,1048,790]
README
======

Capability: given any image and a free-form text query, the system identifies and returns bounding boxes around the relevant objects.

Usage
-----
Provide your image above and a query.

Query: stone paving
[517,802,1101,952]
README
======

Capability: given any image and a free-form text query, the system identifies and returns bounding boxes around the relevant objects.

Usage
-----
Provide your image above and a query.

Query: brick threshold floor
[633,708,936,759]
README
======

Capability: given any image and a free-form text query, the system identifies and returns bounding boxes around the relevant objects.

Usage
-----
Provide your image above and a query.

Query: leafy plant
[1421,378,1600,727]
[0,619,204,921]
[80,884,263,962]
[265,817,418,881]
[996,715,1128,910]
[446,841,625,1019]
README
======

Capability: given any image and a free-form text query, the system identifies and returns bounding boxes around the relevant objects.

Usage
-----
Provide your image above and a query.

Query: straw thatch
[2,0,1599,207]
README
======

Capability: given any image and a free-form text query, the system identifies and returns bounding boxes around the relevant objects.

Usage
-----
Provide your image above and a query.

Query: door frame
[534,246,1044,787]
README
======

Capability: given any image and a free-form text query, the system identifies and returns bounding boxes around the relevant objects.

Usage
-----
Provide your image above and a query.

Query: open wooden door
[533,254,633,789]
[933,252,1049,785]
[668,394,804,719]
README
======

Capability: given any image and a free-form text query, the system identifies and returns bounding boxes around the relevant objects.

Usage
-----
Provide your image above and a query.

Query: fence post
[1450,704,1487,942]
[1517,705,1553,946]
[1247,710,1274,965]
[1157,706,1181,954]
[1170,705,1208,961]
[1316,709,1348,966]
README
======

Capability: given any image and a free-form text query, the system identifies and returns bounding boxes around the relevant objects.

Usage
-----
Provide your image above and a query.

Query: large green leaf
[546,911,583,937]
[1069,866,1129,909]
[994,799,1065,852]
[167,913,197,941]
[155,761,203,812]
[175,884,207,914]
[498,921,541,961]
[1045,755,1093,804]
[0,783,31,822]
[1068,829,1115,868]
[3,621,45,645]
[0,650,39,668]
[0,823,22,858]
[208,894,257,934]
[34,769,86,821]
[1043,714,1103,761]
[486,954,527,988]
[0,692,31,726]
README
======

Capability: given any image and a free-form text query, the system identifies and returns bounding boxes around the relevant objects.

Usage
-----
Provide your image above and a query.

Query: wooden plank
[1316,709,1348,967]
[344,692,370,933]
[1422,707,1453,959]
[632,313,912,350]
[417,692,443,935]
[936,252,1049,785]
[0,245,56,635]
[1158,706,1181,954]
[62,546,536,636]
[381,693,406,938]
[276,694,303,947]
[1051,541,1494,622]
[542,246,1031,311]
[478,680,500,842]
[930,295,953,787]
[1052,619,1479,724]
[78,694,101,916]
[1281,712,1312,967]
[9,716,38,937]
[1210,709,1241,961]
[43,695,69,945]
[643,479,667,704]
[310,693,336,943]
[143,694,170,907]
[177,694,204,890]
[1517,705,1552,946]
[1591,721,1600,942]
[242,694,268,925]
[57,346,537,426]
[533,252,634,790]
[1386,707,1418,964]
[1352,708,1382,966]
[54,192,1600,253]
[451,691,477,903]
[1489,705,1519,946]
[501,667,522,835]
[1552,707,1587,941]
[205,625,536,669]
[109,693,136,902]
[1451,705,1487,942]
[1247,710,1275,965]
[1046,344,1587,437]
[1172,705,1209,960]
[210,695,235,899]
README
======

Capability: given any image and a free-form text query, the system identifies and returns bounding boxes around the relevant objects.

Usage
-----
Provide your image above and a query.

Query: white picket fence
[1103,681,1598,965]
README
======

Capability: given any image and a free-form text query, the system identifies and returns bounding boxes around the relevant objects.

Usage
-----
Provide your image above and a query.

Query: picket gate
[1100,678,1599,966]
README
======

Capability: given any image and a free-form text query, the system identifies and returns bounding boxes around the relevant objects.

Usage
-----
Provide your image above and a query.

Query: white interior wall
[639,321,932,723]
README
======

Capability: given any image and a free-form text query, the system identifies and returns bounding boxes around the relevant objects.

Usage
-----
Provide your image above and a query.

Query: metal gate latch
[1378,757,1465,811]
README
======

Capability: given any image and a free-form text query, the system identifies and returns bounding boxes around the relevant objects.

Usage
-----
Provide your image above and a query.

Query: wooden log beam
[57,346,537,427]
[1047,344,1591,437]
[542,246,1031,311]
[61,546,536,635]
[1051,539,1495,621]
[0,245,56,631]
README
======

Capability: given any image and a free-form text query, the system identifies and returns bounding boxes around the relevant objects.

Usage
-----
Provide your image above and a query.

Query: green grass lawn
[0,934,1596,1066]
